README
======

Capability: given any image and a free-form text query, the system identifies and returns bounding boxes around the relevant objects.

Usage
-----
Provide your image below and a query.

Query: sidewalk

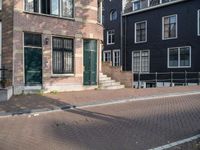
[0,86,200,117]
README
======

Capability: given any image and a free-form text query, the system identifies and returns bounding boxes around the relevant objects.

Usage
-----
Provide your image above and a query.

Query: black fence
[0,67,11,88]
[133,71,200,89]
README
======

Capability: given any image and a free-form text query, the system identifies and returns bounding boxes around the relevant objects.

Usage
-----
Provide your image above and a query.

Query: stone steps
[99,73,125,90]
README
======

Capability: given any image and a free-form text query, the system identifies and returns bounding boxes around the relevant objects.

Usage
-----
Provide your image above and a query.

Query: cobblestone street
[0,94,200,150]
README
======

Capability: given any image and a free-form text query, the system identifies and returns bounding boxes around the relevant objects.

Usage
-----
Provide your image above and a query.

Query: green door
[25,47,42,86]
[83,40,97,85]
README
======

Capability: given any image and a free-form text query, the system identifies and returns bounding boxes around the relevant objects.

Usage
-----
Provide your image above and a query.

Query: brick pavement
[0,94,199,150]
[0,86,200,115]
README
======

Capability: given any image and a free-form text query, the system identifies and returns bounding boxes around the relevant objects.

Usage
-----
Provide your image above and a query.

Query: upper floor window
[110,10,117,21]
[135,21,147,43]
[132,0,176,11]
[198,10,200,36]
[168,46,191,68]
[162,14,177,40]
[107,30,115,45]
[24,0,74,18]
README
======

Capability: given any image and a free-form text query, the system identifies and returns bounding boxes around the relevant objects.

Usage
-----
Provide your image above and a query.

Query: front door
[83,40,97,85]
[24,33,42,86]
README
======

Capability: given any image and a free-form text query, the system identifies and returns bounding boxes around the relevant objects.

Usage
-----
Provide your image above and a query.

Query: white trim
[162,14,178,40]
[106,30,115,45]
[113,49,120,66]
[167,46,191,68]
[103,50,111,62]
[132,50,150,73]
[134,20,147,44]
[198,9,200,36]
[123,0,186,16]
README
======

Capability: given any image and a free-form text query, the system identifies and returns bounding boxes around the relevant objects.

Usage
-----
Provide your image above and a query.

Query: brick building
[0,0,103,95]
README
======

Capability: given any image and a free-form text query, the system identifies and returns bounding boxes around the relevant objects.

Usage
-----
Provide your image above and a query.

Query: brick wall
[12,0,103,94]
[1,0,14,85]
[102,62,133,88]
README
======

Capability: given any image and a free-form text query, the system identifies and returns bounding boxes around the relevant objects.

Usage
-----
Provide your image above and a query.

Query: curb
[0,91,200,118]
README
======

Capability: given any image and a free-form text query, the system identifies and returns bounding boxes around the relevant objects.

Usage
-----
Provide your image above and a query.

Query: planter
[0,86,13,102]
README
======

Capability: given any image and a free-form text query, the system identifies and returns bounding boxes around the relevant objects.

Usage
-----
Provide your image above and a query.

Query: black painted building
[102,0,122,67]
[122,0,200,73]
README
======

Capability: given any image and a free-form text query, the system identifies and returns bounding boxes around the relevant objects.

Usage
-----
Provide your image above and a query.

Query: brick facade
[1,0,103,94]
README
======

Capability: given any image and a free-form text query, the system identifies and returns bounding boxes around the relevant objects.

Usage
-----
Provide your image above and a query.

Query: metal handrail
[134,71,200,89]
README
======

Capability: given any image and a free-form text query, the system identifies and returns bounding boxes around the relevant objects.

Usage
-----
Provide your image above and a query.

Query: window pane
[163,15,177,39]
[62,0,73,18]
[41,0,50,14]
[169,48,178,67]
[133,52,140,72]
[25,0,39,12]
[51,0,60,15]
[180,47,190,67]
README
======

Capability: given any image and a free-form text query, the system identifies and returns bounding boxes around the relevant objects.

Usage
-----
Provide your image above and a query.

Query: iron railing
[133,71,200,89]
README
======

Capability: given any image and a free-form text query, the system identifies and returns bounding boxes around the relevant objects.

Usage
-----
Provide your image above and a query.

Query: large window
[162,14,177,40]
[24,0,74,18]
[107,30,115,45]
[132,50,150,73]
[52,37,74,74]
[198,10,200,36]
[135,21,147,43]
[103,51,111,62]
[168,46,191,68]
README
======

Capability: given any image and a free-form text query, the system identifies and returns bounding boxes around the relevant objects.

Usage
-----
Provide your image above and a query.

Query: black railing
[0,66,11,88]
[133,71,200,89]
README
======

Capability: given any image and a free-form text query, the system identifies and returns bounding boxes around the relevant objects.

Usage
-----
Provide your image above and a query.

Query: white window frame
[132,50,150,73]
[113,49,120,67]
[134,20,147,44]
[162,14,178,40]
[167,46,191,68]
[107,30,115,45]
[198,10,200,36]
[103,50,111,62]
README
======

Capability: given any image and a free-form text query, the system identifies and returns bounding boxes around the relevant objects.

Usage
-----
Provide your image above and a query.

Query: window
[52,37,74,74]
[107,30,115,45]
[133,0,148,11]
[132,50,150,73]
[149,0,160,6]
[97,0,102,23]
[0,0,2,10]
[103,51,111,62]
[24,0,74,18]
[162,14,177,40]
[113,50,120,66]
[198,10,200,36]
[132,0,176,11]
[135,21,147,43]
[168,46,191,68]
[0,22,1,69]
[110,10,117,21]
